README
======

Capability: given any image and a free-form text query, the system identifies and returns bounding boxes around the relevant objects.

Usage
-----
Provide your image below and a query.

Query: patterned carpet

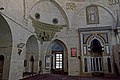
[20,74,119,80]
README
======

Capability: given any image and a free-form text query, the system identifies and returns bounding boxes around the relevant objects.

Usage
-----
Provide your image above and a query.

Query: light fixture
[17,43,25,48]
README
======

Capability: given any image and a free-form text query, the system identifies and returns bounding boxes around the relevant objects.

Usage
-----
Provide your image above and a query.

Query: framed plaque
[86,5,99,24]
[71,48,77,57]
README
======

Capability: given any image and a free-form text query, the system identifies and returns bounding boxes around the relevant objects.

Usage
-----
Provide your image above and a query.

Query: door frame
[51,51,64,74]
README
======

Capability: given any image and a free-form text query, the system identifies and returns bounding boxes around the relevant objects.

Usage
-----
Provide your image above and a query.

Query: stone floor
[20,74,120,80]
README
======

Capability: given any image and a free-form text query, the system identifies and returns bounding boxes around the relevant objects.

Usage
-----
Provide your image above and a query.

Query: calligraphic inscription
[108,0,119,5]
[66,2,76,10]
[86,5,99,24]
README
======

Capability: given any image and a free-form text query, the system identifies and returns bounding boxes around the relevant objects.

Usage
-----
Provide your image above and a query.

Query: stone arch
[72,3,116,23]
[0,14,12,80]
[87,36,104,48]
[29,0,69,27]
[46,39,68,74]
[72,3,116,29]
[24,35,39,75]
[87,38,104,74]
[52,42,64,51]
[87,36,105,57]
[46,39,68,55]
[86,36,106,74]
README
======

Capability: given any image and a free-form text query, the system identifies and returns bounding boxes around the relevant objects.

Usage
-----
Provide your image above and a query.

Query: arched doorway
[51,42,64,74]
[90,39,103,75]
[0,14,12,79]
[0,55,4,79]
[24,35,39,76]
[49,40,68,74]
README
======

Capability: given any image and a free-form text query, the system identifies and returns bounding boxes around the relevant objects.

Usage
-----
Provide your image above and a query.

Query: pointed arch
[26,35,39,54]
[46,39,68,55]
[87,36,104,48]
[25,35,39,74]
[0,14,12,80]
[45,39,68,74]
[51,42,64,51]
[72,3,116,24]
[29,0,69,27]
